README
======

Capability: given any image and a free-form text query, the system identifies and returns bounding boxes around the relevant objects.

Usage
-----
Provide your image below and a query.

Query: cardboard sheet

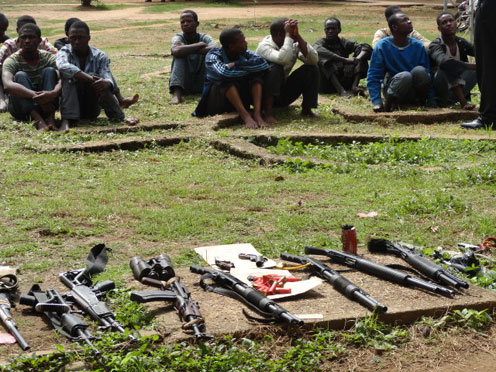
[194,243,322,299]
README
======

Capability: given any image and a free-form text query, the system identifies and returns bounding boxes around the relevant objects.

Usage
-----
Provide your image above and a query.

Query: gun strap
[0,274,18,291]
[199,274,279,324]
[85,244,111,277]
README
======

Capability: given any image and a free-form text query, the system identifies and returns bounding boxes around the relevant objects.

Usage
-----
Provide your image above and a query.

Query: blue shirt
[204,47,269,85]
[367,36,431,105]
[56,44,114,87]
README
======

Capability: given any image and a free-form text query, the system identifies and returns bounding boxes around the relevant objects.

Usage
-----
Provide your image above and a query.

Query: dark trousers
[433,69,477,107]
[8,67,58,121]
[475,0,496,124]
[60,76,124,121]
[264,63,319,110]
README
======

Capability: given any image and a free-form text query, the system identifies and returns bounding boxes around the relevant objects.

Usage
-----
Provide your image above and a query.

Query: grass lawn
[0,1,495,371]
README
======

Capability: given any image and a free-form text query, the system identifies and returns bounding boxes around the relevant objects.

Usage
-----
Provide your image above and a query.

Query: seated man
[429,12,476,110]
[56,21,138,131]
[193,28,269,129]
[255,18,319,124]
[372,5,430,48]
[1,24,61,130]
[55,17,138,109]
[367,13,434,112]
[314,17,371,97]
[0,13,10,43]
[169,10,216,105]
[0,15,57,112]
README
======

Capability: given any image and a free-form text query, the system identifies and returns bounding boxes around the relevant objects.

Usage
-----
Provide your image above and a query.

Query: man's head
[64,17,81,36]
[180,10,199,34]
[270,18,288,48]
[16,15,36,35]
[219,28,246,55]
[18,23,41,53]
[385,5,402,21]
[388,12,413,36]
[324,17,341,39]
[68,20,91,55]
[437,12,457,37]
[0,13,9,38]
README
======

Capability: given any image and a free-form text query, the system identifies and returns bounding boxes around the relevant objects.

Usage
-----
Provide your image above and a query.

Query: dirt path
[11,0,450,24]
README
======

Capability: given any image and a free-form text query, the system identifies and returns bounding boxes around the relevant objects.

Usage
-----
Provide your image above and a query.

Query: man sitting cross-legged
[429,12,476,110]
[55,17,139,110]
[372,5,430,49]
[255,18,319,124]
[367,13,435,112]
[1,24,61,130]
[0,15,58,113]
[56,21,138,132]
[193,28,269,129]
[314,17,371,97]
[169,10,216,105]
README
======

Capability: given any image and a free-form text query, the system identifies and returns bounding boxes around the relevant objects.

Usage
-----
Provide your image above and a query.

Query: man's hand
[373,103,384,113]
[343,57,357,65]
[286,19,299,39]
[33,90,56,105]
[227,62,235,68]
[91,78,112,94]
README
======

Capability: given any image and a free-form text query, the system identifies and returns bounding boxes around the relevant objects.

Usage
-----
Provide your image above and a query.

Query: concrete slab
[131,253,496,342]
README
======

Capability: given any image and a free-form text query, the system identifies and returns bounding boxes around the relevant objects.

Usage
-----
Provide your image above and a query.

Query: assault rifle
[130,255,212,340]
[190,266,303,326]
[305,246,455,297]
[280,253,387,312]
[367,239,469,289]
[59,244,135,340]
[0,274,29,350]
[19,285,99,355]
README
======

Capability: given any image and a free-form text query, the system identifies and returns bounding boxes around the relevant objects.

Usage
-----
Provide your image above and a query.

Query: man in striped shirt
[0,15,57,113]
[193,28,269,129]
[1,24,61,130]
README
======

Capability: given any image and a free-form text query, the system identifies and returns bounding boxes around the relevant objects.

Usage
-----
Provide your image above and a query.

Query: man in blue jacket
[367,13,434,112]
[193,28,269,129]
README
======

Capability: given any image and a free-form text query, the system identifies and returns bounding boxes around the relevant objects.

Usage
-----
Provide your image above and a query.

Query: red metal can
[341,225,357,255]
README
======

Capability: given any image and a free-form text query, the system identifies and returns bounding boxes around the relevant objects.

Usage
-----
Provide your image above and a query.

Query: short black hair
[388,12,404,31]
[436,12,454,26]
[0,13,9,27]
[219,27,242,49]
[270,18,288,37]
[16,15,36,30]
[325,17,341,30]
[64,17,81,34]
[19,23,41,38]
[69,20,90,35]
[181,10,198,23]
[385,5,402,21]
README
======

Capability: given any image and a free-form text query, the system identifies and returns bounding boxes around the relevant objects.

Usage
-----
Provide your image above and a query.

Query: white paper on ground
[194,243,277,270]
[194,243,322,299]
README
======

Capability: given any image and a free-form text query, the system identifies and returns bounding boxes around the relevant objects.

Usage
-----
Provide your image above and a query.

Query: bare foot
[35,121,50,131]
[58,119,70,132]
[301,108,319,118]
[0,99,7,113]
[462,103,476,111]
[253,112,268,128]
[339,90,351,97]
[240,113,259,129]
[169,89,183,105]
[120,94,139,109]
[264,114,277,125]
[124,117,139,126]
[47,116,57,131]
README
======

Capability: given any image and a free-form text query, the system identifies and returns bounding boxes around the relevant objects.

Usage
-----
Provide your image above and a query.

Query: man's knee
[14,71,31,86]
[411,66,430,86]
[41,67,57,77]
[388,71,413,96]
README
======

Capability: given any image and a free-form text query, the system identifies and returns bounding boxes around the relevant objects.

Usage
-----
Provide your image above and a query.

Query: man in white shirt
[256,18,319,124]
